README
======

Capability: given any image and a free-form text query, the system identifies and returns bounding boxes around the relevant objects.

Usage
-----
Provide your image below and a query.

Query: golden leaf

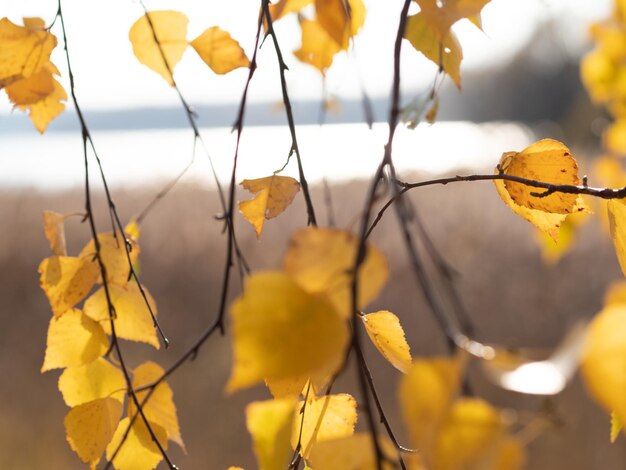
[294,18,342,75]
[361,310,412,373]
[65,397,123,468]
[59,357,126,407]
[41,308,108,372]
[39,255,99,318]
[191,26,249,75]
[42,210,67,256]
[308,433,396,470]
[246,398,296,470]
[315,0,366,49]
[227,272,349,392]
[534,210,589,265]
[283,227,388,319]
[414,0,491,39]
[129,10,189,85]
[106,417,168,470]
[83,282,159,349]
[5,65,54,105]
[239,175,300,238]
[269,0,314,22]
[80,232,140,287]
[608,199,626,278]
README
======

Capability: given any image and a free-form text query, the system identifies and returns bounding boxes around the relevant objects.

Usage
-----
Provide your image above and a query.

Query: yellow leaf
[283,227,388,319]
[246,398,296,470]
[227,271,349,392]
[580,48,617,105]
[129,10,189,86]
[269,0,314,22]
[425,97,440,124]
[433,398,505,470]
[398,357,461,462]
[308,433,396,470]
[0,17,57,86]
[405,13,463,88]
[265,376,310,399]
[294,18,342,75]
[65,397,123,468]
[490,436,526,470]
[191,26,249,75]
[607,199,626,278]
[80,232,140,286]
[130,361,184,449]
[124,220,141,242]
[239,175,300,238]
[315,0,366,49]
[41,308,108,372]
[293,393,357,458]
[39,255,99,318]
[15,70,66,133]
[604,119,626,156]
[604,279,626,306]
[361,310,411,373]
[83,283,159,349]
[498,139,584,214]
[59,357,126,407]
[106,417,168,470]
[414,0,491,39]
[5,64,54,105]
[42,210,67,256]
[535,209,589,265]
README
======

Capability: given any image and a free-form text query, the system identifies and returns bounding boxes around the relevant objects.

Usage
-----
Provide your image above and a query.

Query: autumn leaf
[65,397,123,469]
[265,376,310,399]
[293,393,357,458]
[283,227,388,319]
[361,310,412,373]
[239,175,300,238]
[227,271,349,392]
[106,417,168,470]
[191,27,249,75]
[39,255,99,318]
[42,210,67,256]
[5,64,55,105]
[41,308,108,372]
[294,18,342,75]
[308,433,396,470]
[83,282,159,349]
[129,10,189,85]
[58,357,126,407]
[315,0,366,49]
[612,411,623,443]
[608,199,626,278]
[534,210,589,265]
[414,0,491,39]
[80,232,140,286]
[130,361,184,449]
[269,0,314,22]
[405,12,463,88]
[246,398,296,470]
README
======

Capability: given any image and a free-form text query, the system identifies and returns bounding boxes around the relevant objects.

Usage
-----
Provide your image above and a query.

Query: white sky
[0,0,613,111]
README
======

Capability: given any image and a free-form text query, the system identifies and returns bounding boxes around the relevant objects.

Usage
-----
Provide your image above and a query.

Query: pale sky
[0,0,613,111]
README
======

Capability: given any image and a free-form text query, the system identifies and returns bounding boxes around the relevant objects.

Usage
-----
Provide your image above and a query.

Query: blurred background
[2,0,626,468]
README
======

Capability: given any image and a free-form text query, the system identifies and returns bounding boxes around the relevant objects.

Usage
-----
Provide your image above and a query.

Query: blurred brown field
[1,178,625,469]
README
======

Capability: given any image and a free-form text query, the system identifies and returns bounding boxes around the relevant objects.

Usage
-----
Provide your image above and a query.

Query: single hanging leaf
[294,18,342,75]
[246,398,296,470]
[608,199,626,277]
[414,0,491,39]
[106,417,168,470]
[239,175,300,238]
[292,393,358,458]
[227,272,349,392]
[58,357,126,407]
[497,139,586,214]
[315,0,366,49]
[191,26,249,75]
[129,10,189,86]
[39,255,99,318]
[130,361,184,449]
[65,397,123,469]
[83,282,159,349]
[269,0,314,22]
[361,310,412,373]
[42,210,67,256]
[612,411,623,443]
[404,12,463,88]
[283,228,388,319]
[41,308,108,372]
[80,231,140,286]
[0,17,57,86]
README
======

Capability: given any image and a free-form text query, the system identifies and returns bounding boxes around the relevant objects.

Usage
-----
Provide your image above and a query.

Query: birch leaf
[106,417,168,470]
[43,210,67,256]
[246,398,296,470]
[361,310,412,373]
[58,358,126,407]
[191,26,249,75]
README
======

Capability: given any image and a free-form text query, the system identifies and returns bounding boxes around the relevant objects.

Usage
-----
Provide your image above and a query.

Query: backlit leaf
[603,119,626,156]
[535,210,589,265]
[414,0,491,39]
[498,139,585,214]
[42,210,67,256]
[5,64,54,105]
[308,433,396,470]
[315,0,366,49]
[65,397,123,468]
[129,10,189,86]
[17,72,66,133]
[239,175,300,238]
[265,376,309,399]
[398,357,461,461]
[269,0,314,22]
[80,232,140,286]
[227,272,349,392]
[106,417,168,470]
[293,393,357,458]
[59,357,126,407]
[283,227,388,319]
[246,398,296,470]
[405,12,463,88]
[294,18,341,75]
[361,310,412,373]
[130,361,184,449]
[612,411,623,443]
[608,199,626,278]
[191,26,249,75]
[83,282,159,349]
[41,308,108,372]
[39,255,99,318]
